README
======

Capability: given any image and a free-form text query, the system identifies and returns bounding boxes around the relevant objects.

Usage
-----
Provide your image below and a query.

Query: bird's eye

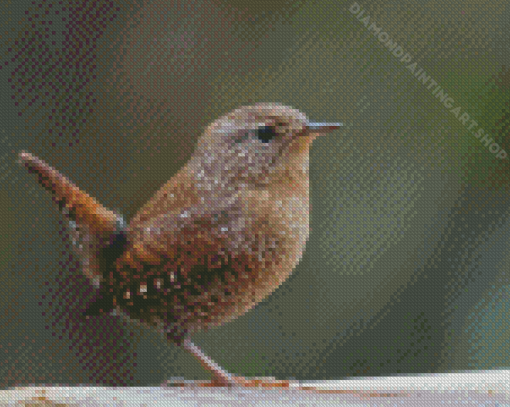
[256,126,277,143]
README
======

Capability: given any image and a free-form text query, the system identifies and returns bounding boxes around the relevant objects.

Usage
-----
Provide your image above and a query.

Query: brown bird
[18,103,342,387]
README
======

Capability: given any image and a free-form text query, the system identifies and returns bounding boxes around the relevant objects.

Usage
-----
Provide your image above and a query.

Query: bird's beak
[291,121,343,153]
[306,122,343,135]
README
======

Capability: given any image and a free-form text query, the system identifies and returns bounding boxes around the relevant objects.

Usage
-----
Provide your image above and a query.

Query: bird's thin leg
[176,337,296,388]
[181,337,237,385]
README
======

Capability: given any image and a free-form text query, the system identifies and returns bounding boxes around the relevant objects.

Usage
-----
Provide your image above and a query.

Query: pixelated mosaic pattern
[1,0,509,387]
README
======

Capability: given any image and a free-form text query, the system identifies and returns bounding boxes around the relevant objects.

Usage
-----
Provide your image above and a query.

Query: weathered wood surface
[1,370,508,406]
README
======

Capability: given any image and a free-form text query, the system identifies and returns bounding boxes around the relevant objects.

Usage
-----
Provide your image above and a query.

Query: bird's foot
[163,337,299,388]
[211,374,297,388]
[162,375,298,388]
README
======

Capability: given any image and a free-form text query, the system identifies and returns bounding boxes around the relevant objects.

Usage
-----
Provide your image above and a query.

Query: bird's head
[190,103,342,191]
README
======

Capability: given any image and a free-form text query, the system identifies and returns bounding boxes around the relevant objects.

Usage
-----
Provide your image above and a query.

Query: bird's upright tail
[17,151,124,284]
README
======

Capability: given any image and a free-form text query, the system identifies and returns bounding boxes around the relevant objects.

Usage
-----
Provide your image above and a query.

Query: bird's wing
[83,194,246,324]
[124,193,243,268]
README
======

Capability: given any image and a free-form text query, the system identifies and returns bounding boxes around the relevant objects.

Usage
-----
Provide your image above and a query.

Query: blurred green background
[0,0,509,386]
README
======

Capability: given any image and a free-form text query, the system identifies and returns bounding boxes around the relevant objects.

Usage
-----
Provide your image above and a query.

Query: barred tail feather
[18,151,125,284]
[18,151,119,237]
